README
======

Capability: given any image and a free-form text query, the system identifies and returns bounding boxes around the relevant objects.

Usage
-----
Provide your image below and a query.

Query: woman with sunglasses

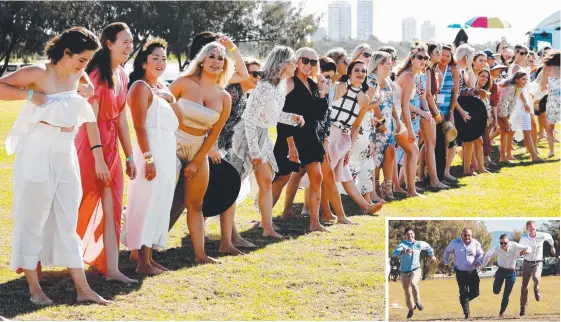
[270,48,330,232]
[201,57,263,254]
[230,46,303,239]
[293,56,340,221]
[347,44,381,203]
[317,60,384,214]
[540,50,560,157]
[394,45,425,197]
[416,42,449,190]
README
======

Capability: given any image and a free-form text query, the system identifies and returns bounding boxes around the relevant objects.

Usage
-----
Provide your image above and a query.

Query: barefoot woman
[169,42,232,264]
[75,22,138,283]
[2,27,109,305]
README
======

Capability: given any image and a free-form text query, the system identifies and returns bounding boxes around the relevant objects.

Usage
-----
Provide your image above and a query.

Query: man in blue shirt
[444,228,484,319]
[393,227,436,319]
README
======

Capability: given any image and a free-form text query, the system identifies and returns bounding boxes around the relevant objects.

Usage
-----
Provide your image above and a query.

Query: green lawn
[389,276,560,321]
[0,101,559,320]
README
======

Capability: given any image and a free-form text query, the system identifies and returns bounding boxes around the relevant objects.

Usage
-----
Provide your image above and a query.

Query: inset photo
[387,218,560,321]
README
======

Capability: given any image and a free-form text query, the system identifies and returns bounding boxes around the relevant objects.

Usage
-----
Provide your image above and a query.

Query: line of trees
[0,1,321,76]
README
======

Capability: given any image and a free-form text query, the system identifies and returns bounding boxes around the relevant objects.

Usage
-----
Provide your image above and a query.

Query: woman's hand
[218,35,235,50]
[524,104,531,113]
[343,151,350,166]
[323,140,331,163]
[95,158,111,184]
[250,156,263,167]
[77,83,94,100]
[459,109,472,122]
[293,114,305,127]
[288,145,300,163]
[378,124,387,133]
[126,159,137,180]
[407,128,416,143]
[208,147,222,164]
[145,162,156,181]
[420,111,432,121]
[154,89,176,104]
[395,119,402,133]
[317,75,329,92]
[184,160,200,180]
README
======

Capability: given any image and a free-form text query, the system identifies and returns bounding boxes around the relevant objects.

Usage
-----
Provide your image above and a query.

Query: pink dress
[75,67,128,276]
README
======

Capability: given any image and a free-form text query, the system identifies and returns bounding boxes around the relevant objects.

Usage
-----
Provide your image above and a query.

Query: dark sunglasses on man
[500,241,508,246]
[301,57,318,66]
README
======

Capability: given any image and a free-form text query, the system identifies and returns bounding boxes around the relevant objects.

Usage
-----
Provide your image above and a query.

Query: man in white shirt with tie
[482,234,531,318]
[518,220,556,316]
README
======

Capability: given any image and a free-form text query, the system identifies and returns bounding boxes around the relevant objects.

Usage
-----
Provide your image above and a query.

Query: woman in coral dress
[75,23,138,283]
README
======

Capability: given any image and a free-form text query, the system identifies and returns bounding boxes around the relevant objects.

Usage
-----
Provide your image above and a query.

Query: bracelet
[27,89,34,101]
[126,156,134,162]
[143,151,152,157]
[90,145,102,151]
[145,156,155,164]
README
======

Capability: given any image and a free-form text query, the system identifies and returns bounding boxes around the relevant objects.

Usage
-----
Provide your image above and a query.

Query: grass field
[388,276,560,321]
[0,100,559,320]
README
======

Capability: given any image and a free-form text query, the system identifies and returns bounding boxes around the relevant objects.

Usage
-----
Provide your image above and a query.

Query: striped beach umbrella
[465,17,511,28]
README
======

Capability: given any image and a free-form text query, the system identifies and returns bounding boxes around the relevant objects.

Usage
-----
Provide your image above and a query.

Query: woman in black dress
[270,47,330,232]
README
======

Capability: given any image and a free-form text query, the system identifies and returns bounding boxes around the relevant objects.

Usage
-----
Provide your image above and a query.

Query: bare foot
[77,289,109,305]
[320,212,337,222]
[507,155,516,161]
[532,157,545,162]
[429,182,450,189]
[195,255,221,265]
[310,224,330,232]
[136,263,164,276]
[281,209,298,220]
[393,184,407,193]
[337,216,353,224]
[150,260,169,271]
[232,237,257,248]
[362,200,385,214]
[263,229,284,239]
[300,208,310,216]
[499,158,513,164]
[30,292,53,306]
[129,250,138,262]
[477,168,491,174]
[257,221,280,230]
[407,192,426,198]
[219,244,244,256]
[463,171,475,176]
[105,271,138,284]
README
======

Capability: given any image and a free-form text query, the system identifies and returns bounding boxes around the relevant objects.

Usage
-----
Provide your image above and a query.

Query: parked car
[542,257,559,276]
[479,265,498,278]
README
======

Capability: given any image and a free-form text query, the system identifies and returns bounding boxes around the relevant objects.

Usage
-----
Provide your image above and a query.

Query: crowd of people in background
[0,22,559,306]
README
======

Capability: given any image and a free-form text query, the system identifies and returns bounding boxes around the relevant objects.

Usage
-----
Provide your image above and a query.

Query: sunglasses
[518,51,528,56]
[362,52,372,58]
[416,55,430,61]
[500,242,508,245]
[250,71,263,78]
[301,57,318,66]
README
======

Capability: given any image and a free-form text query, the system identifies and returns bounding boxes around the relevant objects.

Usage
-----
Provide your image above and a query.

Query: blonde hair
[397,43,428,77]
[369,51,391,74]
[350,43,373,63]
[244,56,262,69]
[455,44,475,63]
[294,47,319,82]
[183,41,233,88]
[261,45,296,86]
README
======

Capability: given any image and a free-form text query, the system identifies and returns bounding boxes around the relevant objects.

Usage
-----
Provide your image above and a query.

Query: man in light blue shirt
[443,228,484,319]
[392,227,436,319]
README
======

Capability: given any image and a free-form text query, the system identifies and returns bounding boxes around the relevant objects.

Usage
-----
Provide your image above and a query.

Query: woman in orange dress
[75,22,138,283]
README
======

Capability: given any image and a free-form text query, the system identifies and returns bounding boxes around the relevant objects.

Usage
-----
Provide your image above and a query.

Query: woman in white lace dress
[540,50,560,157]
[230,46,304,238]
[1,27,109,305]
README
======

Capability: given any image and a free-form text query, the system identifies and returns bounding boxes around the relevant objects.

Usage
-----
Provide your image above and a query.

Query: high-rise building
[421,21,436,40]
[357,0,373,40]
[328,1,352,41]
[402,17,417,42]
